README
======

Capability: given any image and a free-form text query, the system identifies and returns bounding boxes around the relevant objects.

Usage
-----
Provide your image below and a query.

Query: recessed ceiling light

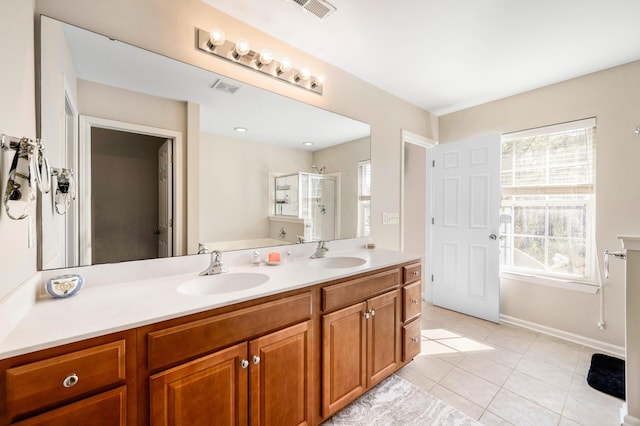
[234,127,248,132]
[302,141,314,146]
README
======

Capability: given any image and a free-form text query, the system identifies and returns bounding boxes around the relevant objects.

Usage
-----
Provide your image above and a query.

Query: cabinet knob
[411,298,419,304]
[411,337,419,343]
[369,309,375,317]
[252,355,261,365]
[412,271,419,276]
[240,359,249,369]
[63,373,79,388]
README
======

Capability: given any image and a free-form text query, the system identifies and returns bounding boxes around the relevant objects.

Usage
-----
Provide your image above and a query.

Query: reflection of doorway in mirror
[77,116,183,266]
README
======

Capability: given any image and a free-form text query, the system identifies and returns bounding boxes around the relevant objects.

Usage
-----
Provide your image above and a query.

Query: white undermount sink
[177,272,270,296]
[308,256,367,269]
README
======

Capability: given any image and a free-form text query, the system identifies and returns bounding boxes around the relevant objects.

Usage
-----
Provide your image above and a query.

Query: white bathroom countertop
[0,243,421,360]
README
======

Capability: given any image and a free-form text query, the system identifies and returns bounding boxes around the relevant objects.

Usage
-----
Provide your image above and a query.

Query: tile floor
[396,303,624,426]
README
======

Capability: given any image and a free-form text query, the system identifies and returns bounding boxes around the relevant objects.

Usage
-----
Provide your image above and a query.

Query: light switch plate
[388,213,400,225]
[382,212,388,225]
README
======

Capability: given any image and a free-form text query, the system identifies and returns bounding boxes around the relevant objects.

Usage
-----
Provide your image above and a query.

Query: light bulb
[311,75,325,88]
[233,39,250,59]
[208,28,225,49]
[278,57,292,75]
[256,49,273,68]
[295,67,311,82]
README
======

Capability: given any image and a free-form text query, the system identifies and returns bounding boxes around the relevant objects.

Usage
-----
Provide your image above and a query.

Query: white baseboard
[500,314,625,358]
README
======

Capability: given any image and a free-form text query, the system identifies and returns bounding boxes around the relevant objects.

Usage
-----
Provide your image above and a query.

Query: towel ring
[30,141,52,193]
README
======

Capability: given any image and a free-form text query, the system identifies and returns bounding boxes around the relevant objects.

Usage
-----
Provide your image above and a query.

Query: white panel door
[432,135,500,322]
[158,139,173,257]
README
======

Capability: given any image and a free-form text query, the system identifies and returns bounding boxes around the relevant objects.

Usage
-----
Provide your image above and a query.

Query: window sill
[500,271,599,294]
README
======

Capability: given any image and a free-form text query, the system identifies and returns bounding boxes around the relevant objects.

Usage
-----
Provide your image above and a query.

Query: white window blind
[500,118,596,282]
[357,160,371,237]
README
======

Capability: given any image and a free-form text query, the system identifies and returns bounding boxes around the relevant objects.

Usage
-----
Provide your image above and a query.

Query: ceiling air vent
[289,0,336,21]
[212,80,241,95]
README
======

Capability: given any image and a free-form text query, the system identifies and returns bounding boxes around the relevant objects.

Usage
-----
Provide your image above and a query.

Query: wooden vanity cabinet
[402,262,423,362]
[0,330,136,426]
[145,293,312,426]
[320,268,402,418]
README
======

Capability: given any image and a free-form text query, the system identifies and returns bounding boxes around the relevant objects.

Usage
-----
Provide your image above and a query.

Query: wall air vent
[288,0,336,21]
[212,80,241,94]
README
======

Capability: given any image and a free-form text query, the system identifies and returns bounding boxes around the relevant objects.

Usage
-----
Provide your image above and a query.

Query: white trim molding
[500,314,625,358]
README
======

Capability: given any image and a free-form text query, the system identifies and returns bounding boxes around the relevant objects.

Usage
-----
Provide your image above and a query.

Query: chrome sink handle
[200,250,227,275]
[310,240,329,259]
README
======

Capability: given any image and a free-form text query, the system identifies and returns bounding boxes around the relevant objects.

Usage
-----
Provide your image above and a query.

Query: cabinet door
[149,343,248,426]
[367,290,401,387]
[11,386,126,426]
[322,302,367,417]
[249,321,311,426]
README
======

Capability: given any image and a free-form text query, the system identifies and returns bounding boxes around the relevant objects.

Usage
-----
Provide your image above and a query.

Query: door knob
[489,234,497,240]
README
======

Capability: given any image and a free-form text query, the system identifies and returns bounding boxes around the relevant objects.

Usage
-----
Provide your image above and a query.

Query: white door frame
[400,129,437,303]
[78,116,184,265]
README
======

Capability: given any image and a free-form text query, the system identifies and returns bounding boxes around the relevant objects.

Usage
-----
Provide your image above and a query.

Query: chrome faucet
[200,250,227,276]
[310,241,329,259]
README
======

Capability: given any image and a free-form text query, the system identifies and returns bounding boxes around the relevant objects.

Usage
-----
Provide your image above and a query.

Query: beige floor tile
[428,384,485,421]
[488,389,560,426]
[503,370,568,413]
[437,336,495,353]
[457,353,512,386]
[563,374,623,425]
[485,328,536,354]
[480,411,515,425]
[451,316,498,340]
[526,335,582,372]
[558,417,583,426]
[516,356,574,390]
[419,339,460,356]
[439,367,500,407]
[422,328,463,340]
[475,342,524,369]
[408,353,455,382]
[394,364,436,392]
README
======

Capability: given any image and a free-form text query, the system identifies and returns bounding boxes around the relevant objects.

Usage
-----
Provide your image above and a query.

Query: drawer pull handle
[63,373,79,388]
[240,359,249,369]
[410,298,419,304]
[412,271,419,276]
[252,355,261,365]
[411,337,419,343]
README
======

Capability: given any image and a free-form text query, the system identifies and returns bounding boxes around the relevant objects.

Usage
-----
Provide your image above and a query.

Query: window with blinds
[499,118,596,282]
[357,160,371,237]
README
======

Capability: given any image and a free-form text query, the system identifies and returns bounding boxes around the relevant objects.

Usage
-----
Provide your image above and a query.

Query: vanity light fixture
[635,126,640,135]
[234,127,248,133]
[196,27,323,95]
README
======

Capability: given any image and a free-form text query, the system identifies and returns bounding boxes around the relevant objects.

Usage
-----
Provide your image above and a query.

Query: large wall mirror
[39,16,371,270]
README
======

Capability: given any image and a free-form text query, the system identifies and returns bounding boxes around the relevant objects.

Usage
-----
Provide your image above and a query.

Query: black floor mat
[586,353,625,400]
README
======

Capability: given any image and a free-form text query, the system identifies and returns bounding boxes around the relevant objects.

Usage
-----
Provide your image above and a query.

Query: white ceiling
[203,0,640,115]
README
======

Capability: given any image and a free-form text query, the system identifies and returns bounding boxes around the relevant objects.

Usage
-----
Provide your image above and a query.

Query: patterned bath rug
[321,374,481,426]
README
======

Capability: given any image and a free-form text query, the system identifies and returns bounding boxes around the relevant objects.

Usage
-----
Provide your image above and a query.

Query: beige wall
[312,137,370,239]
[0,0,36,301]
[198,132,312,246]
[439,60,640,346]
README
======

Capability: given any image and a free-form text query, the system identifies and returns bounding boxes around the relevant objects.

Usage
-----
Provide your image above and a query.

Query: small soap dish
[45,274,83,298]
[265,260,281,266]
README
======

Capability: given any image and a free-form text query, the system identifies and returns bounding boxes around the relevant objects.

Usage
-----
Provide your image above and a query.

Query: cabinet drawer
[403,263,422,284]
[403,320,421,362]
[147,292,312,371]
[12,386,126,426]
[322,269,400,311]
[6,341,126,420]
[403,281,422,322]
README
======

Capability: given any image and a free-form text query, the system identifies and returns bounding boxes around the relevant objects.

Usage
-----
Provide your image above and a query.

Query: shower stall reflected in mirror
[273,172,338,242]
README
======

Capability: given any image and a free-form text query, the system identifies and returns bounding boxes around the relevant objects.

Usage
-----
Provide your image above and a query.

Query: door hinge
[431,217,435,225]
[168,154,173,163]
[432,160,435,167]
[431,274,434,282]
